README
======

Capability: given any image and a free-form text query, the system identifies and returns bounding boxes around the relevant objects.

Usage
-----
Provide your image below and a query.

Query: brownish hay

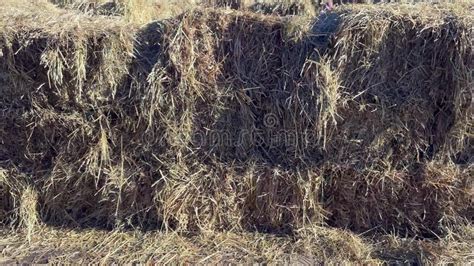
[323,4,473,234]
[51,0,320,21]
[0,226,375,264]
[1,225,472,264]
[48,0,473,23]
[249,0,317,16]
[0,0,473,263]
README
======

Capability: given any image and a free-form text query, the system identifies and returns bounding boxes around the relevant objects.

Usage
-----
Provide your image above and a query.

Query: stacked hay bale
[0,1,472,237]
[0,1,137,228]
[322,5,473,234]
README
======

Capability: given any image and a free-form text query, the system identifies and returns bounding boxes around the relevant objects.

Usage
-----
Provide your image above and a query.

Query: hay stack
[0,1,472,236]
[0,1,136,228]
[322,5,473,233]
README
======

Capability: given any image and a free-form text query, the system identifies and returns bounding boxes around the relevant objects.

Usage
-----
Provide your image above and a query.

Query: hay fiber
[0,0,473,263]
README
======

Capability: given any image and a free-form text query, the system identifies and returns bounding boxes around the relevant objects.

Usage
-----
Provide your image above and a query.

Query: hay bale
[323,163,473,235]
[0,2,472,236]
[319,5,473,234]
[0,1,138,228]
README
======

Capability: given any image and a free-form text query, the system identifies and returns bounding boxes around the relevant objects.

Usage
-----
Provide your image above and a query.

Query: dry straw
[0,0,472,248]
[0,224,472,263]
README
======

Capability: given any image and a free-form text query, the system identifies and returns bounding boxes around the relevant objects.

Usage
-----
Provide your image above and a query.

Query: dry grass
[50,0,320,22]
[1,225,472,263]
[0,226,374,264]
[0,0,473,263]
[49,0,198,21]
[47,0,474,24]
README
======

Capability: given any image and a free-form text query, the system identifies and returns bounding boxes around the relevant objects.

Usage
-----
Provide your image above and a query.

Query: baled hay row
[142,6,473,234]
[0,3,472,235]
[0,3,135,106]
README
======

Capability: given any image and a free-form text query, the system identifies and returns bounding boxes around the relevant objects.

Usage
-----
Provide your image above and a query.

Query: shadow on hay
[41,22,169,232]
[0,8,471,237]
[248,2,316,16]
[185,12,343,167]
[151,9,471,237]
[43,12,345,233]
[0,20,165,231]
